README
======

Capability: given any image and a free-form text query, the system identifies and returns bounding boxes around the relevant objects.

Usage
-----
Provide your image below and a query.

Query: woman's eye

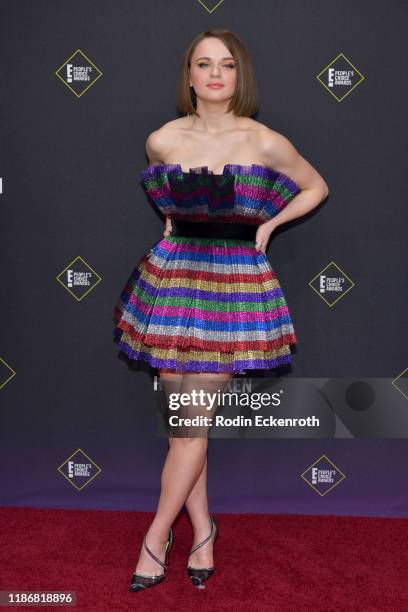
[197,63,235,69]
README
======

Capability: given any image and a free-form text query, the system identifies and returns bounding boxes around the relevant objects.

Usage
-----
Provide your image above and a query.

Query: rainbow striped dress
[113,163,301,373]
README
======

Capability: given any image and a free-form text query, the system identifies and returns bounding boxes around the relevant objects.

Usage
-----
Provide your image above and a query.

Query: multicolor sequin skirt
[113,233,297,373]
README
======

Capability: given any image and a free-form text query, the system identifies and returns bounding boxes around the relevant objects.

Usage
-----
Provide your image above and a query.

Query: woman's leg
[133,369,231,576]
[161,371,213,567]
[168,372,231,570]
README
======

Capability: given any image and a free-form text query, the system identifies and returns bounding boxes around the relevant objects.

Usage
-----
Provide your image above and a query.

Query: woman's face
[189,37,237,103]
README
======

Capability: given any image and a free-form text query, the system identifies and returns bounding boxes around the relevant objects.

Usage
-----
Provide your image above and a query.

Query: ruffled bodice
[139,163,301,225]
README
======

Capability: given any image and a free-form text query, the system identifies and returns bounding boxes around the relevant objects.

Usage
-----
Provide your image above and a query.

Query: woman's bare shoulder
[145,117,187,164]
[245,117,287,141]
[248,119,328,194]
[240,117,293,153]
[245,118,297,160]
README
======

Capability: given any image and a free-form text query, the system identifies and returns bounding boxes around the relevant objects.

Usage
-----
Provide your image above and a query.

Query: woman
[113,28,329,592]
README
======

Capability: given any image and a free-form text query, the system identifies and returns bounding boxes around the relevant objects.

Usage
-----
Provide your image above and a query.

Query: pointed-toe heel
[187,514,218,589]
[188,566,215,589]
[129,527,173,592]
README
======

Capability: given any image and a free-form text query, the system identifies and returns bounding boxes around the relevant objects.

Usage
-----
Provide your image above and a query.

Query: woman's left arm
[255,130,329,252]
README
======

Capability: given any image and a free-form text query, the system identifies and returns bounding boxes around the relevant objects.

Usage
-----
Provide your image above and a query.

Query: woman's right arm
[145,128,173,237]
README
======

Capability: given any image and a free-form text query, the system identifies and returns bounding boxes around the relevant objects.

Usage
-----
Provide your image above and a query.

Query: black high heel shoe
[129,527,173,592]
[187,515,218,589]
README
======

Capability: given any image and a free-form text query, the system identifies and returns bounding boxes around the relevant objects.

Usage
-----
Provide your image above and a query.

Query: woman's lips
[207,84,224,89]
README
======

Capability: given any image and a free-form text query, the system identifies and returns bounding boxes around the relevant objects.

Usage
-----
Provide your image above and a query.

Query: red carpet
[1,507,407,611]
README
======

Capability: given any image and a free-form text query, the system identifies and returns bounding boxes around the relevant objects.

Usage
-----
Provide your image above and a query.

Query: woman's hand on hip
[255,221,277,254]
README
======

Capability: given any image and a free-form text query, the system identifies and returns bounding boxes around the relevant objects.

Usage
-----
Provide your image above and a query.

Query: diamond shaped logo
[197,0,225,13]
[0,357,16,390]
[392,367,408,401]
[316,52,364,101]
[309,260,355,307]
[56,256,102,301]
[55,49,102,97]
[301,454,346,496]
[58,448,102,491]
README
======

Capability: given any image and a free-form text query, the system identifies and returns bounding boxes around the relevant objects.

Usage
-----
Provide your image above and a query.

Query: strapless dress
[113,163,301,373]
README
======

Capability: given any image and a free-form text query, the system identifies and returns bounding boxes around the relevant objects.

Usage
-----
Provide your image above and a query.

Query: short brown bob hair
[176,29,260,118]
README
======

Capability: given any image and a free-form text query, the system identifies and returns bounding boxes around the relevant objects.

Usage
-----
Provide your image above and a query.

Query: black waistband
[171,219,257,240]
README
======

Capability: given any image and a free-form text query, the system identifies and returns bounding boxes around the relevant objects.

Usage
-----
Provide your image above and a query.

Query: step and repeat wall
[1,0,407,517]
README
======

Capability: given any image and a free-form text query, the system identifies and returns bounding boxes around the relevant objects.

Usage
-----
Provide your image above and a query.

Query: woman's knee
[170,436,208,448]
